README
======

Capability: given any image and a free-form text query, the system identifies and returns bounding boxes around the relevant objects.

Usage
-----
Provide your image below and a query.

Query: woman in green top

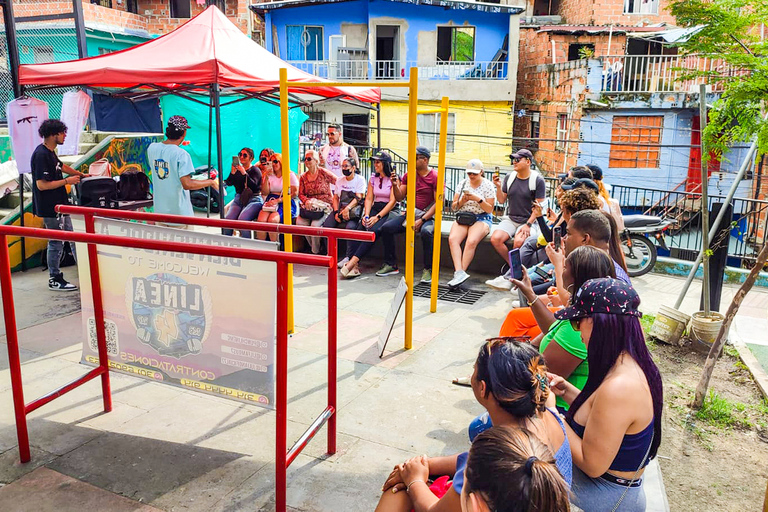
[512,246,616,410]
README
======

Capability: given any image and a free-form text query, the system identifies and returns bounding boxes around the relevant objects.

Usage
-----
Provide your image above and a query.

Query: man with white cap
[485,148,546,290]
[446,159,496,288]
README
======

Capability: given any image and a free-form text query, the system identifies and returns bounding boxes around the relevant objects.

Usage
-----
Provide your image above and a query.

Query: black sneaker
[49,275,78,292]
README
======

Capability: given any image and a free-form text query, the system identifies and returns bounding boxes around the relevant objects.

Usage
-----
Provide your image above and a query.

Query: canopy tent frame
[17,6,380,219]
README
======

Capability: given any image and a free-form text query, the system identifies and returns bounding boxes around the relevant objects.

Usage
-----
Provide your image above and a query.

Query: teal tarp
[159,95,308,182]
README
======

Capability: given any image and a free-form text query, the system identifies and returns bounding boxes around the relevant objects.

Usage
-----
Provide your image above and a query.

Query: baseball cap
[510,148,533,160]
[561,178,599,193]
[466,159,484,174]
[371,151,392,164]
[554,278,642,322]
[168,115,191,130]
[586,164,603,181]
[416,146,431,159]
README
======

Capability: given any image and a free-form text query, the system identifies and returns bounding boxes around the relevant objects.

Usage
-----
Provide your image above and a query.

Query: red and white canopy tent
[18,5,380,213]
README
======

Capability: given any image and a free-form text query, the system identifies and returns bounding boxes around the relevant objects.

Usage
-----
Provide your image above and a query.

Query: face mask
[342,167,353,176]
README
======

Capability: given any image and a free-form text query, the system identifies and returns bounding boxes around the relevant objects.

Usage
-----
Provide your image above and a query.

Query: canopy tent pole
[207,85,214,218]
[279,68,295,334]
[404,69,418,350]
[430,97,450,313]
[213,83,225,221]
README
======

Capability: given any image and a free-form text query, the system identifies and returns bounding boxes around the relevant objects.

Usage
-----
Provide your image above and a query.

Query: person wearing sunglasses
[256,153,298,242]
[376,339,571,512]
[296,150,337,253]
[550,278,662,511]
[486,149,546,291]
[223,147,263,238]
[319,123,359,179]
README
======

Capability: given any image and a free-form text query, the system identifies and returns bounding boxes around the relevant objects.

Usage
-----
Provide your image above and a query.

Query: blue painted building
[253,0,525,167]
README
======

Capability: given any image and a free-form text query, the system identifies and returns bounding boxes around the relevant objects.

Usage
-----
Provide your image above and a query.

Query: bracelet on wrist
[527,295,540,307]
[406,479,426,493]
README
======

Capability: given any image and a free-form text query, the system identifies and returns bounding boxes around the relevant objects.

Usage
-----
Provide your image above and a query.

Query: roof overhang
[252,0,524,15]
[536,25,665,35]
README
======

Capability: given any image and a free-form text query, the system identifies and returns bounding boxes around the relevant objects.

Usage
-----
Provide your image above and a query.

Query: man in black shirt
[31,119,85,291]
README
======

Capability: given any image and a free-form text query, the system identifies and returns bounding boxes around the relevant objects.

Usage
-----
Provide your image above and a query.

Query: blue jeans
[380,212,434,270]
[43,214,76,278]
[223,194,263,238]
[571,466,646,511]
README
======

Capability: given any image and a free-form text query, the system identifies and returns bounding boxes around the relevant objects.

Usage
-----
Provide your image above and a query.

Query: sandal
[452,376,472,387]
[340,265,351,278]
[346,268,361,279]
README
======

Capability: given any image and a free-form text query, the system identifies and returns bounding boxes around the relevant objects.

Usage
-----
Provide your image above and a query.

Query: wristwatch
[526,221,533,227]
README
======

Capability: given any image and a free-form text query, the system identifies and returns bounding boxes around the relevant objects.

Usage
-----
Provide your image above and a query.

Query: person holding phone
[340,151,397,278]
[223,147,263,238]
[446,159,495,288]
[486,149,546,291]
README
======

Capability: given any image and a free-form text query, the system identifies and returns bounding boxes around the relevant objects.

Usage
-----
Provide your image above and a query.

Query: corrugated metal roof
[536,25,666,35]
[251,0,524,14]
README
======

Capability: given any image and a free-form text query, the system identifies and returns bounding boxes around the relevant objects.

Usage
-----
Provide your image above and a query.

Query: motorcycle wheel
[622,233,657,277]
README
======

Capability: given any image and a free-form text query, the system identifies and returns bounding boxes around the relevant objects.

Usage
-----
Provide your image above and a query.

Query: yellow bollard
[404,69,418,350]
[279,68,295,334]
[430,97,450,313]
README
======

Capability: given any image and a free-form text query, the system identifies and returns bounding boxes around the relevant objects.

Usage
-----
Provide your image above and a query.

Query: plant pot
[649,305,691,346]
[689,311,725,347]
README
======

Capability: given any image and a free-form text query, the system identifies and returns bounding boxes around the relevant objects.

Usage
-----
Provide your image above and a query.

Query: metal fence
[0,0,79,122]
[288,60,509,81]
[611,184,768,264]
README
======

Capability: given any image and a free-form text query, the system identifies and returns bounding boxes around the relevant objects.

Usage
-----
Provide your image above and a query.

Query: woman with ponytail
[461,426,570,512]
[375,340,571,512]
[550,278,662,511]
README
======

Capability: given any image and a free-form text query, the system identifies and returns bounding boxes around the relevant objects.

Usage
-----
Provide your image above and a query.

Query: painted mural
[75,135,162,181]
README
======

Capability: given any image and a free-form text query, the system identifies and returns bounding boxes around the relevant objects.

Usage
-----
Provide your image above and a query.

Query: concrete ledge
[654,256,768,289]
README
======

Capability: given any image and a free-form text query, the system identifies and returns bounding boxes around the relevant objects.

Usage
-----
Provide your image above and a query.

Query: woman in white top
[256,153,299,242]
[447,159,496,288]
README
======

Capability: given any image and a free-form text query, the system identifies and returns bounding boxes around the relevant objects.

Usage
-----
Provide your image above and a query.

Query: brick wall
[515,28,627,175]
[557,0,677,26]
[14,1,253,36]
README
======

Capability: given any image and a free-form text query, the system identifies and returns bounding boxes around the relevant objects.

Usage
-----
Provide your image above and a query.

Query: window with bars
[529,112,540,149]
[556,114,568,149]
[90,0,112,7]
[126,0,139,14]
[624,0,659,14]
[417,113,456,153]
[609,116,663,168]
[302,110,325,137]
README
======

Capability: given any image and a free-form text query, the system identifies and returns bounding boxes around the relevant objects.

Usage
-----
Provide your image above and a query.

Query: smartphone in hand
[232,156,239,167]
[553,226,562,251]
[508,248,523,281]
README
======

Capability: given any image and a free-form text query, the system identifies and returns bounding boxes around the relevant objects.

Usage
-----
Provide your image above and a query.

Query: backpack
[117,170,151,201]
[503,169,541,199]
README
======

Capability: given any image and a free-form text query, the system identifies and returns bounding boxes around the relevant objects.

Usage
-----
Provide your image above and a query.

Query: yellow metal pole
[430,97,449,314]
[404,68,418,350]
[279,68,295,334]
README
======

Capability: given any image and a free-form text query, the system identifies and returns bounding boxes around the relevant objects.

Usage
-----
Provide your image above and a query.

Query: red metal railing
[2,207,374,512]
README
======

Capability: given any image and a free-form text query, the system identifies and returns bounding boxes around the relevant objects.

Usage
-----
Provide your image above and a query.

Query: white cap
[466,159,484,174]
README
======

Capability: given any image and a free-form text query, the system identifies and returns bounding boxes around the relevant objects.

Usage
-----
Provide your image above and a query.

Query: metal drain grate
[412,282,487,305]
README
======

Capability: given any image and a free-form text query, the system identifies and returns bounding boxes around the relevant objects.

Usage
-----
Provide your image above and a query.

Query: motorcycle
[621,215,676,277]
[189,165,222,213]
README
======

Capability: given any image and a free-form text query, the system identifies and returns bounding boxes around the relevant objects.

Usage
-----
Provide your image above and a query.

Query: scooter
[189,165,222,213]
[621,215,676,277]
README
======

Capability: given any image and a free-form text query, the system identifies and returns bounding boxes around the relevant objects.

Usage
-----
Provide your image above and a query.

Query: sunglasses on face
[272,160,280,165]
[512,157,521,163]
[239,153,249,158]
[304,157,313,162]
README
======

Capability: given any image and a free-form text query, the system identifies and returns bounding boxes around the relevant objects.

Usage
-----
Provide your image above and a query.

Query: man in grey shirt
[486,149,546,290]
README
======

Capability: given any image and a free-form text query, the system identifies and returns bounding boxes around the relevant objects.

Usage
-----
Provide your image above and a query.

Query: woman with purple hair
[549,277,662,511]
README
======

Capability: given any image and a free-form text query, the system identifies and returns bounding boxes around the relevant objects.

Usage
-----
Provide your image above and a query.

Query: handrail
[57,205,376,242]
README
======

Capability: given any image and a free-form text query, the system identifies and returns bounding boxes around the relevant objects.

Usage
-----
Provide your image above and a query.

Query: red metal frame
[0,208,374,512]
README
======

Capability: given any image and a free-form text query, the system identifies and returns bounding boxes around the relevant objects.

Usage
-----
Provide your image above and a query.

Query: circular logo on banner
[127,273,212,359]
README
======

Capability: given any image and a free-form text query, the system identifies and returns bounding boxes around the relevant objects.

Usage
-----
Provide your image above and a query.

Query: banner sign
[76,219,277,408]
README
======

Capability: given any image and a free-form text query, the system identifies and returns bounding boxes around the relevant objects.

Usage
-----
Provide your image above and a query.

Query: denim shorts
[477,213,493,228]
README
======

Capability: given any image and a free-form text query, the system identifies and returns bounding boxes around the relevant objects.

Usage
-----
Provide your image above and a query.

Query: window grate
[411,282,486,305]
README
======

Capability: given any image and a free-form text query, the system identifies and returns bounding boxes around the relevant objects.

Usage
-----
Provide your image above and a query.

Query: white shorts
[495,216,540,239]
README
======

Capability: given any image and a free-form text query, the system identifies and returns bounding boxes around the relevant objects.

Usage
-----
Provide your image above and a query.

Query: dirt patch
[651,338,768,511]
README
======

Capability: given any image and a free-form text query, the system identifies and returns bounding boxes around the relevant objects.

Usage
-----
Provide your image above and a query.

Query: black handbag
[456,211,478,226]
[299,208,325,220]
[338,190,362,220]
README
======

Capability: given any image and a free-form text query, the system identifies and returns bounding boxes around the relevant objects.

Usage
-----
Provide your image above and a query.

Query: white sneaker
[485,274,512,291]
[337,256,349,269]
[447,270,470,288]
[511,300,521,308]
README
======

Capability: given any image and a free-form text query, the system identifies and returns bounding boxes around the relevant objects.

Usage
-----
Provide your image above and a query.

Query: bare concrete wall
[341,22,368,49]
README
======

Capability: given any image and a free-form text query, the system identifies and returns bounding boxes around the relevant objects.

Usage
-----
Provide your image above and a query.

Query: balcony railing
[288,60,509,81]
[598,54,736,94]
